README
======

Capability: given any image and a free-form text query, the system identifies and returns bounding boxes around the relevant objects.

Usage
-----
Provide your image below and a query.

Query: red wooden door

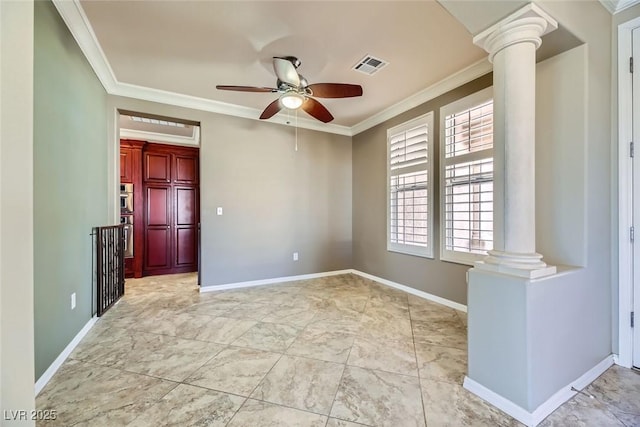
[174,187,197,267]
[145,185,171,271]
[143,143,199,276]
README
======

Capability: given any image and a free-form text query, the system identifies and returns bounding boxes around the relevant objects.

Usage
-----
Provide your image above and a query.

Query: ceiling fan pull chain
[295,109,298,152]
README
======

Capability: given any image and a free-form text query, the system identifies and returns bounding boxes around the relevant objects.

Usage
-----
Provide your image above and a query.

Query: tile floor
[36,273,640,426]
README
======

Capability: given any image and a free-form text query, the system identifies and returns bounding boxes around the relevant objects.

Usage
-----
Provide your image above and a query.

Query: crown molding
[51,0,352,136]
[112,82,352,136]
[351,58,492,136]
[52,0,117,92]
[599,0,640,13]
[54,0,492,139]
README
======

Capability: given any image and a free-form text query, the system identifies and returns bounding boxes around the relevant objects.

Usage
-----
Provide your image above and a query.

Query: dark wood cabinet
[145,152,172,183]
[174,155,198,184]
[174,186,198,267]
[120,149,133,183]
[120,140,145,278]
[143,143,199,276]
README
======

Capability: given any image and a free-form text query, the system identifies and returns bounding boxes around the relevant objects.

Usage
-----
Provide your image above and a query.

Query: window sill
[440,252,485,267]
[387,245,434,260]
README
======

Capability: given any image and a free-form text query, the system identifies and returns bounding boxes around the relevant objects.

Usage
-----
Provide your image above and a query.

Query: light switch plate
[217,207,223,215]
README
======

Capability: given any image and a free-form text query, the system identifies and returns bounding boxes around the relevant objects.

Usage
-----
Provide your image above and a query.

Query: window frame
[386,111,434,259]
[439,87,494,266]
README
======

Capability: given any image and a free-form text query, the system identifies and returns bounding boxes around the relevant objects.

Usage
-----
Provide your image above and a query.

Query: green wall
[34,1,108,378]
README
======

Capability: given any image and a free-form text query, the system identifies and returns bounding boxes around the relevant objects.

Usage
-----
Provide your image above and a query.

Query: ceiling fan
[216,56,363,123]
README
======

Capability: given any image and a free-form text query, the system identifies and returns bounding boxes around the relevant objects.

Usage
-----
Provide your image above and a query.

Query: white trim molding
[351,59,492,136]
[201,268,467,313]
[52,0,491,138]
[350,270,467,312]
[51,0,117,92]
[616,15,640,369]
[464,355,614,427]
[599,0,640,14]
[200,270,353,292]
[35,316,98,396]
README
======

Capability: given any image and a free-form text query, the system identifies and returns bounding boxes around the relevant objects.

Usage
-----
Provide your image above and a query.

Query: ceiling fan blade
[216,85,277,93]
[260,99,283,120]
[273,57,300,87]
[302,98,334,123]
[308,83,363,98]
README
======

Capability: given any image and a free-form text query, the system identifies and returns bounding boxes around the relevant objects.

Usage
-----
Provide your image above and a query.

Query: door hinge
[631,142,634,158]
[631,226,635,242]
[632,57,635,73]
[632,311,635,328]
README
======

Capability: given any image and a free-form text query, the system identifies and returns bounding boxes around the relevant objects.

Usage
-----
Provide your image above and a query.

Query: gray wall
[461,0,614,414]
[34,1,108,378]
[106,96,352,287]
[536,45,587,267]
[1,0,36,423]
[352,74,492,305]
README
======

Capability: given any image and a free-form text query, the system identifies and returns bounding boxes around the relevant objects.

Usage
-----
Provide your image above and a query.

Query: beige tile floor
[36,273,640,426]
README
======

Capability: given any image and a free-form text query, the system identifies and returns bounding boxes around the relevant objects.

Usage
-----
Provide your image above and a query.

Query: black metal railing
[94,224,125,316]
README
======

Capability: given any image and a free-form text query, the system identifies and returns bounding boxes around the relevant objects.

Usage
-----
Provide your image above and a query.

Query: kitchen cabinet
[120,148,133,183]
[120,140,145,278]
[143,143,199,276]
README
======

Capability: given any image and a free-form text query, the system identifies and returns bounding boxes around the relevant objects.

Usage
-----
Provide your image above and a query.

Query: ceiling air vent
[353,55,388,75]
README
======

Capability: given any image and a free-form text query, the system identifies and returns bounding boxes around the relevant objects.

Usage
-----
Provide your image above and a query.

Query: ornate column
[473,4,557,278]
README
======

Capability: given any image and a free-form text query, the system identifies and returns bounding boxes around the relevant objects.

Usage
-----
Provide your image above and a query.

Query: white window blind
[440,88,494,265]
[387,112,434,258]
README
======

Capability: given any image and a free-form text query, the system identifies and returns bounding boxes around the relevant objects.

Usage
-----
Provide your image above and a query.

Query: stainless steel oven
[120,183,133,213]
[120,215,134,258]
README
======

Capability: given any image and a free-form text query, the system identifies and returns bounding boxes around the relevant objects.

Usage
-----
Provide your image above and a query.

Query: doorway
[620,17,640,370]
[117,111,201,281]
[634,26,640,369]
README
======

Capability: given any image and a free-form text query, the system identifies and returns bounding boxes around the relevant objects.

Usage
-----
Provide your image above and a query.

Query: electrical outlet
[71,293,76,310]
[293,252,299,261]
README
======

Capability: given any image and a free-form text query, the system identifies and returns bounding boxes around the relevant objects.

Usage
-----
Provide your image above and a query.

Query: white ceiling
[61,1,632,134]
[77,1,487,129]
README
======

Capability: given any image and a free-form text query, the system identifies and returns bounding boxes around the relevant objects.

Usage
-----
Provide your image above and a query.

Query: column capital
[473,3,558,63]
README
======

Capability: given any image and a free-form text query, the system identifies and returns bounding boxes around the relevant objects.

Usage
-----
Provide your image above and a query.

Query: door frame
[110,109,201,277]
[618,16,640,369]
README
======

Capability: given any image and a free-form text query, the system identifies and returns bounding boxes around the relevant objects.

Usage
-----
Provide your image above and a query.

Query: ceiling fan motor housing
[216,56,362,123]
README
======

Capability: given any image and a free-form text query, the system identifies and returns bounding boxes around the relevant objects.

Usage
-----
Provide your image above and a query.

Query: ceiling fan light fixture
[280,92,305,110]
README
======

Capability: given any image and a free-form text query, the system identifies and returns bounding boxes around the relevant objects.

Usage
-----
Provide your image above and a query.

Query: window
[387,112,434,258]
[440,87,494,265]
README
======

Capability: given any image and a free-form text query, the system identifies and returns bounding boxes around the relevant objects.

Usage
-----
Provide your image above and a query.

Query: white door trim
[618,16,640,369]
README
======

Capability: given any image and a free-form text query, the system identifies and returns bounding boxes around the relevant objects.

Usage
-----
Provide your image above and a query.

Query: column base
[475,250,557,279]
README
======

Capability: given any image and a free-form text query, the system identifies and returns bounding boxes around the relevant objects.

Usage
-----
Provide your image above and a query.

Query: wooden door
[143,143,199,276]
[174,186,198,268]
[144,185,172,272]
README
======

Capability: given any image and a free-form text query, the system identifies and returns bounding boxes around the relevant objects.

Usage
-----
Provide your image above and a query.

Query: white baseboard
[200,269,468,314]
[463,354,614,427]
[35,316,98,396]
[199,270,353,293]
[350,269,467,312]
